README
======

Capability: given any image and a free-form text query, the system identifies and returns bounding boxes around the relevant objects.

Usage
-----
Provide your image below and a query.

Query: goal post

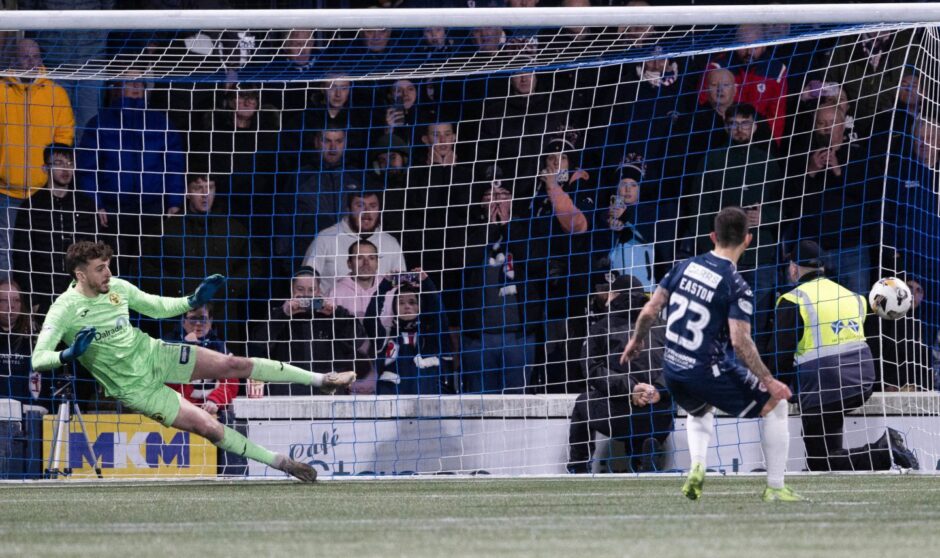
[0,5,938,479]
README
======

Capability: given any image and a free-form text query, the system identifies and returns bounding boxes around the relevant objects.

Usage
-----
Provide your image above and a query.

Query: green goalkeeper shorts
[117,342,198,427]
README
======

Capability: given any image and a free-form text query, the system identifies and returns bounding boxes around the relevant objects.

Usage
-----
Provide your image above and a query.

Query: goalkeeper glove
[189,274,225,308]
[59,326,96,363]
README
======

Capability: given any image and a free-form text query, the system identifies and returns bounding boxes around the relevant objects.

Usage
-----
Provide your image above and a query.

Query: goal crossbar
[3,4,940,31]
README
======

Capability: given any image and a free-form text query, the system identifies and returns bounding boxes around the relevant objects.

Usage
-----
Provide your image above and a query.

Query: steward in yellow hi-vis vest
[771,241,917,472]
[773,240,874,413]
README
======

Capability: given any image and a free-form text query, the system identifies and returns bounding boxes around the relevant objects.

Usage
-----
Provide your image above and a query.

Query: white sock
[761,399,789,490]
[687,410,714,467]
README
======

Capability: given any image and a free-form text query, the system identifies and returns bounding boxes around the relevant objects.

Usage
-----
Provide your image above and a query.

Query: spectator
[592,154,655,293]
[143,173,251,344]
[333,240,383,320]
[789,80,854,155]
[366,132,410,192]
[470,27,506,53]
[373,79,435,148]
[783,97,883,296]
[12,144,98,313]
[164,304,239,416]
[266,29,320,112]
[478,71,570,184]
[303,189,405,296]
[375,279,453,396]
[0,38,75,274]
[21,0,111,145]
[529,132,594,392]
[604,55,694,172]
[772,240,918,471]
[189,85,280,239]
[275,127,362,272]
[701,24,788,145]
[445,166,543,393]
[599,55,694,275]
[687,68,737,159]
[396,121,473,279]
[568,274,673,474]
[286,77,367,171]
[0,278,38,479]
[682,104,783,342]
[76,74,185,280]
[884,119,940,290]
[0,279,39,406]
[248,267,367,396]
[816,30,914,140]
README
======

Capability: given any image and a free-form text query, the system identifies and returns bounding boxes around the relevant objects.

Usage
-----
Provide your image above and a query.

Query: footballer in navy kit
[621,207,803,502]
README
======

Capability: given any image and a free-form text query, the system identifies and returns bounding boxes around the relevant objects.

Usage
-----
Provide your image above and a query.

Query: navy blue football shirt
[657,251,754,380]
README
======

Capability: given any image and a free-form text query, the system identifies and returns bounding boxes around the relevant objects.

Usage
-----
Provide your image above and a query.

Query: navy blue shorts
[664,362,771,419]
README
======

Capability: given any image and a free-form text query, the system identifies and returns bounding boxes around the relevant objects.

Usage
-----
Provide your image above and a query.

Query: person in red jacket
[698,24,788,147]
[165,303,238,416]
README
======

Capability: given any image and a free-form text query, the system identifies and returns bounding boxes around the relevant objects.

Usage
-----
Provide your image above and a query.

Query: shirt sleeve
[31,301,70,371]
[120,278,192,319]
[727,276,754,323]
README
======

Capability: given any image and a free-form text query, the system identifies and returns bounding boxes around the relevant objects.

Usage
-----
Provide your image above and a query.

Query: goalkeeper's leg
[188,346,355,392]
[171,396,317,482]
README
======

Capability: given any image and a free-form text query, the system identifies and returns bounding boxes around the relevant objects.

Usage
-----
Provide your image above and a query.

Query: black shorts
[665,362,771,418]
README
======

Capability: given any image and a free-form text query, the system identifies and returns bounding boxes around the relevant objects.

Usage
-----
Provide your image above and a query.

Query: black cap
[617,152,646,183]
[789,240,823,268]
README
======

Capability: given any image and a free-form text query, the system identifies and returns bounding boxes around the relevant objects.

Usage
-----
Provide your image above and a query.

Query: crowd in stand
[1,8,939,428]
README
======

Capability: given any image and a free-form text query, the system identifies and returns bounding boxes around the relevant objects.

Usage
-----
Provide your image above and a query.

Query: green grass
[1,476,938,557]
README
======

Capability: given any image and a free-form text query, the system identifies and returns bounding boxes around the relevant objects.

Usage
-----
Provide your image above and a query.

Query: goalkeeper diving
[31,241,355,481]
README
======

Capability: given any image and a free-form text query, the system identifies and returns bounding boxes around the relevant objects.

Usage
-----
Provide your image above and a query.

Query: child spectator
[376,279,453,396]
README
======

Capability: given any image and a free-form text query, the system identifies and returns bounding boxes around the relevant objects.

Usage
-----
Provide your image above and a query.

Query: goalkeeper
[31,241,355,481]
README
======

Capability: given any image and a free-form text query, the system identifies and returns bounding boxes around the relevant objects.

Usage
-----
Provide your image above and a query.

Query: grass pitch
[1,475,938,558]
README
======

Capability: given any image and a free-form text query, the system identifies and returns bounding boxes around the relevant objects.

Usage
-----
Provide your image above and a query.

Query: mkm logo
[69,431,191,470]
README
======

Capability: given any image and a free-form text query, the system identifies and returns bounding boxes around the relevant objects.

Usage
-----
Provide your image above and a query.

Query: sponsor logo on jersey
[109,293,121,305]
[179,345,191,365]
[685,262,723,289]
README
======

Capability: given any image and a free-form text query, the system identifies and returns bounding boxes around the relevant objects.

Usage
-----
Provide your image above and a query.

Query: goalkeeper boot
[279,458,318,483]
[681,462,706,501]
[320,371,357,395]
[761,486,806,502]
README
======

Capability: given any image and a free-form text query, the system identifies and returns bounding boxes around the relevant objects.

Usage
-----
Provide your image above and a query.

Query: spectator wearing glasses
[165,304,238,417]
[12,143,99,313]
[681,104,783,345]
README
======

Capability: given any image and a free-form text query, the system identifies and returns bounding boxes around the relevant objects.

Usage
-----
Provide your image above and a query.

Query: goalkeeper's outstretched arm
[123,274,224,319]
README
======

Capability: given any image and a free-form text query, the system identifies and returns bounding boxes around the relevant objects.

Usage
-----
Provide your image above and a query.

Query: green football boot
[681,462,706,501]
[761,486,807,502]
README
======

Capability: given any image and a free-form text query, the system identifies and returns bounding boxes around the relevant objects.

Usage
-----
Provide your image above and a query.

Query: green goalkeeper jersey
[32,277,192,396]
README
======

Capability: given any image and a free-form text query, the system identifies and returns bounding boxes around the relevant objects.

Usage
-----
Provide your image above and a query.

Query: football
[869,277,913,320]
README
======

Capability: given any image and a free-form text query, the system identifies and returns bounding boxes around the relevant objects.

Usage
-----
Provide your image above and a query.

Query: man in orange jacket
[0,39,75,273]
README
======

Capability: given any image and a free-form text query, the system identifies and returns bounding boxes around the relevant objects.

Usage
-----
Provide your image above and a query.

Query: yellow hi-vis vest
[776,277,869,366]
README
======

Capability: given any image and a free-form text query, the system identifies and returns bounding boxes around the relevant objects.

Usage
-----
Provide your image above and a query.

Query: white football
[869,277,913,320]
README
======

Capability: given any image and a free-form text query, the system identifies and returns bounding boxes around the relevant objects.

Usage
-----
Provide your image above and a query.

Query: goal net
[0,6,938,479]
